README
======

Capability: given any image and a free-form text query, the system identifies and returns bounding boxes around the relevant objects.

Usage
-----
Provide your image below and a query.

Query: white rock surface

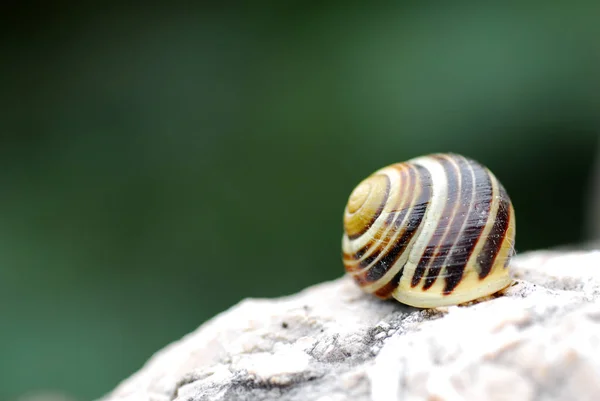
[102,251,600,401]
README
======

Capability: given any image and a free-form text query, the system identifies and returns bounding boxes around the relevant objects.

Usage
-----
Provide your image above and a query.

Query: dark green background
[2,3,599,400]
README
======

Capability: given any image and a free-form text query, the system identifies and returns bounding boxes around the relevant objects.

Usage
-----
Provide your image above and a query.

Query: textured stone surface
[103,251,600,401]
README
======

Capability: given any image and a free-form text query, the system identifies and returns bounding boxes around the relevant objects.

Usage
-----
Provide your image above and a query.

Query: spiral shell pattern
[342,153,515,308]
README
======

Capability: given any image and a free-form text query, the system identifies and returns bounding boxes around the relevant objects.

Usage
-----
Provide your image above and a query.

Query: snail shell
[342,153,515,308]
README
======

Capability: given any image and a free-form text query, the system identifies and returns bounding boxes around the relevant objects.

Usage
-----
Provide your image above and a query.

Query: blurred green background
[1,2,599,400]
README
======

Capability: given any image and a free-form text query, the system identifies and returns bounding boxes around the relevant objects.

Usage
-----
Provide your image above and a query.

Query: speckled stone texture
[102,251,600,401]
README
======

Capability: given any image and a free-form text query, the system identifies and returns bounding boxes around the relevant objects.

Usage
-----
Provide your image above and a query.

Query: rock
[102,251,600,401]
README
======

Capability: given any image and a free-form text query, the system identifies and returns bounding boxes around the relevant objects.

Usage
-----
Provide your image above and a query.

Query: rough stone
[102,250,600,401]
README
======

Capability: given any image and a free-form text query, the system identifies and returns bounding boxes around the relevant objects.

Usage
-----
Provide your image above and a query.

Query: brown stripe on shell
[441,160,494,294]
[422,155,474,291]
[347,175,391,240]
[381,165,415,230]
[343,165,414,272]
[373,267,405,298]
[476,184,511,280]
[411,155,460,288]
[353,167,415,270]
[353,165,432,285]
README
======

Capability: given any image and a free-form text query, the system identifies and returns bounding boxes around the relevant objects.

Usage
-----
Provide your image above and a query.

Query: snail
[342,153,515,308]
